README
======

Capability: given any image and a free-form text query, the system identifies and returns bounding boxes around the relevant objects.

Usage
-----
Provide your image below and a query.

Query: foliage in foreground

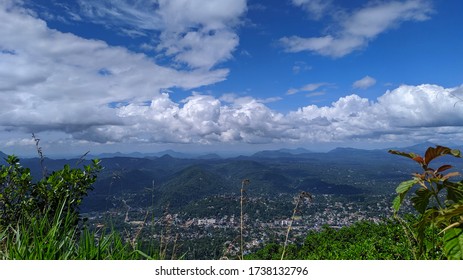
[389,145,463,259]
[251,145,463,260]
[248,219,420,260]
[0,204,152,260]
[0,154,156,260]
[2,145,463,260]
[0,155,101,228]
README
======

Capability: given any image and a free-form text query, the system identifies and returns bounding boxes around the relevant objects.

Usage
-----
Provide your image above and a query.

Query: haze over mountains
[3,142,462,215]
[85,142,463,160]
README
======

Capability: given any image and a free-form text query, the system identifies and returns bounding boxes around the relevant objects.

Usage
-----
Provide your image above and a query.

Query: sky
[1,0,463,157]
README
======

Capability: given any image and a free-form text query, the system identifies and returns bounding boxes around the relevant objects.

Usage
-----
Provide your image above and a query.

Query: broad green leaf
[411,188,432,214]
[392,195,402,212]
[446,182,463,203]
[392,179,418,213]
[443,227,463,260]
[435,204,463,226]
[388,150,418,160]
[396,179,417,194]
[451,149,462,157]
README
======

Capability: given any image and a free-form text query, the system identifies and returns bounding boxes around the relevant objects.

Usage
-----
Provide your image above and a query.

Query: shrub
[389,145,463,259]
[0,155,102,229]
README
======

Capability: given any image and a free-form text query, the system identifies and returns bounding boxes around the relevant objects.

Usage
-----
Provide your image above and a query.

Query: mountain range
[2,142,462,214]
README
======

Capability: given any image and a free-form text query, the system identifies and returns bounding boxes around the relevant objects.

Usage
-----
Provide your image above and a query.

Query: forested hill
[3,143,462,215]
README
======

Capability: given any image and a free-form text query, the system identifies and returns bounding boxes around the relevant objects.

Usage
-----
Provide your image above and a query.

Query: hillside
[3,143,463,260]
[9,144,440,215]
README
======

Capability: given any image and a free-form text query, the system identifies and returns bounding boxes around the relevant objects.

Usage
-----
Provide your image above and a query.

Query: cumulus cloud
[353,76,376,89]
[72,0,247,69]
[0,1,227,133]
[282,0,433,57]
[2,1,463,150]
[64,84,463,146]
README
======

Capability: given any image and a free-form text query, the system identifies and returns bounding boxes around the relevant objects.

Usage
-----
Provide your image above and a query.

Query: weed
[281,191,312,260]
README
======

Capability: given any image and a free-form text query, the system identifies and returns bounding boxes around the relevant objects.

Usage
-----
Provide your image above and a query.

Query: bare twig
[32,133,47,178]
[281,191,312,260]
[75,151,90,167]
[240,179,250,260]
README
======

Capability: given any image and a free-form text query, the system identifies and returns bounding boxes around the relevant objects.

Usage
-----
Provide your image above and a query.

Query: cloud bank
[1,1,463,150]
[93,84,463,146]
[281,0,433,57]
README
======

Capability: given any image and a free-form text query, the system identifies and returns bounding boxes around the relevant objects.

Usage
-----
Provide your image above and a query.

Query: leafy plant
[389,145,463,259]
[249,220,416,260]
[0,200,150,260]
[0,154,102,229]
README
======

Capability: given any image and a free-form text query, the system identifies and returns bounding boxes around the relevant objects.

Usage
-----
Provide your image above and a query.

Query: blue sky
[1,0,463,157]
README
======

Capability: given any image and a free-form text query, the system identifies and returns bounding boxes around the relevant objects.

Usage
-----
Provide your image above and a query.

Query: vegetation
[389,145,463,259]
[248,219,418,260]
[0,154,152,259]
[281,191,312,260]
[1,144,463,260]
[0,204,149,260]
[0,154,101,229]
[250,145,463,260]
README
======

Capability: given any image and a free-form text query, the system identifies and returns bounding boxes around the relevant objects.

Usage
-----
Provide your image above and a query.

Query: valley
[4,143,461,259]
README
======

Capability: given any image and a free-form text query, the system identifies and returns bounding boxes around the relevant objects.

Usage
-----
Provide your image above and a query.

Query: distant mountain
[96,151,153,158]
[327,147,379,154]
[12,142,461,216]
[196,153,222,160]
[0,151,7,164]
[387,141,437,154]
[279,147,313,154]
[94,149,224,159]
[252,148,312,158]
[325,147,395,163]
[386,141,463,154]
[154,149,193,158]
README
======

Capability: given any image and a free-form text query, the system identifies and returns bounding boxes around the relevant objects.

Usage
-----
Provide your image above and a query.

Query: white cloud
[286,88,300,95]
[73,0,247,69]
[286,83,330,95]
[353,76,376,89]
[306,91,326,98]
[282,0,433,57]
[2,1,463,151]
[301,83,330,92]
[291,0,333,20]
[0,1,228,133]
[64,84,463,147]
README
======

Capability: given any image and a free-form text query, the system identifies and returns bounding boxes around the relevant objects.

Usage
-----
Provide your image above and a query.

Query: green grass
[0,205,157,260]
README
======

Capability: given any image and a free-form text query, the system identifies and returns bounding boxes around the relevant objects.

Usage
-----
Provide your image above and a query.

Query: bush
[248,220,417,260]
[389,145,463,259]
[0,155,102,229]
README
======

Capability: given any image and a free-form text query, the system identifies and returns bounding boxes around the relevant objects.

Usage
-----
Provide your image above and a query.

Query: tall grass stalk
[281,191,312,260]
[240,179,250,260]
